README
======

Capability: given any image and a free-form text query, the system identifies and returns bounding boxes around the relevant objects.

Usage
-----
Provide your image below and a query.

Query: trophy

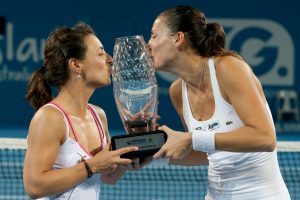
[111,35,166,158]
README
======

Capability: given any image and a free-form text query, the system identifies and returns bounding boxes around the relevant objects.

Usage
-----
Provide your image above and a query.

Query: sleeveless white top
[182,58,290,200]
[37,102,107,200]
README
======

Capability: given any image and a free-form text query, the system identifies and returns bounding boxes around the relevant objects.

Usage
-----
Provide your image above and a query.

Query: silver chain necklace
[189,65,205,119]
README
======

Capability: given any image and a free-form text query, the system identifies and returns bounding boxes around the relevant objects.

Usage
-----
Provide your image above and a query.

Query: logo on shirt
[194,120,220,131]
[226,121,233,125]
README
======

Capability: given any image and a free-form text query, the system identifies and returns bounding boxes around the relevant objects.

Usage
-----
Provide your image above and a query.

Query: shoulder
[28,105,66,142]
[214,56,254,86]
[213,56,264,101]
[169,78,183,110]
[89,104,107,121]
[214,55,251,75]
[170,78,182,98]
[31,105,66,127]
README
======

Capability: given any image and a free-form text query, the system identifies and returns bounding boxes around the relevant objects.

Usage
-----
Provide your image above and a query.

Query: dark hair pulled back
[159,6,228,57]
[26,23,95,110]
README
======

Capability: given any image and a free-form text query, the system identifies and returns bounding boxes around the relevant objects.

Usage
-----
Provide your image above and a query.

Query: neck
[55,81,94,119]
[176,54,208,89]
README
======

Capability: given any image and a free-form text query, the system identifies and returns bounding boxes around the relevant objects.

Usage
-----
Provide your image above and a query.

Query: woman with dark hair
[23,23,138,199]
[149,6,290,199]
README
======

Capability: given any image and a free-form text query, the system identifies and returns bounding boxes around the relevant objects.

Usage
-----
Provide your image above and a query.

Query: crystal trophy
[111,35,166,158]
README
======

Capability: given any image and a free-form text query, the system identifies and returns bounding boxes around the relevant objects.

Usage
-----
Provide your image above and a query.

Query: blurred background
[0,1,300,199]
[0,0,299,137]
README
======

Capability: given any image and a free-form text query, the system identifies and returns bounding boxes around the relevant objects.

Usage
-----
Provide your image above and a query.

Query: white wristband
[192,130,216,153]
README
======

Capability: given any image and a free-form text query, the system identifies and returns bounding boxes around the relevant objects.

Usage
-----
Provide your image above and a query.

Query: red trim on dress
[49,102,104,157]
[87,105,105,150]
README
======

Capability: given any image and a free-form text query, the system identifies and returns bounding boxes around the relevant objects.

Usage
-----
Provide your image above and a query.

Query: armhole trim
[42,103,70,141]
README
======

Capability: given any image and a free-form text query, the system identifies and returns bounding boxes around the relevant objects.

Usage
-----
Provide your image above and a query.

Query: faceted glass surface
[112,35,158,133]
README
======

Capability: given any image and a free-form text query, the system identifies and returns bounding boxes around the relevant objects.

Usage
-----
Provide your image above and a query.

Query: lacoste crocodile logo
[226,121,233,125]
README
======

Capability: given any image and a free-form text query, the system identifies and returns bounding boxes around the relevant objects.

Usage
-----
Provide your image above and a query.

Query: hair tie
[206,23,215,37]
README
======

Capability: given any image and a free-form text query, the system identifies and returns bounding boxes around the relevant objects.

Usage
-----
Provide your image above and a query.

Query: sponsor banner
[0,1,299,134]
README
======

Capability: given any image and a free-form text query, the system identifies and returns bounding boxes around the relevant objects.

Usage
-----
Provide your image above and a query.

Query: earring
[77,74,81,79]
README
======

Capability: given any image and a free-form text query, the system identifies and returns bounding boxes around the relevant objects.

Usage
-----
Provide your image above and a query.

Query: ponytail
[25,65,52,110]
[196,22,225,57]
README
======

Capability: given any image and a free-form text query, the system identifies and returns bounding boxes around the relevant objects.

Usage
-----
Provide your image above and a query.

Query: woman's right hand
[153,125,192,160]
[87,143,138,174]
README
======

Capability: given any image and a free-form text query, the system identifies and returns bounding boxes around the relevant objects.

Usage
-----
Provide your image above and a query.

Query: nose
[106,53,113,67]
[146,43,152,54]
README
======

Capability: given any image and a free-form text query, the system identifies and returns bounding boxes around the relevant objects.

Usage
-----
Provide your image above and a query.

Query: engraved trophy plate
[111,130,167,158]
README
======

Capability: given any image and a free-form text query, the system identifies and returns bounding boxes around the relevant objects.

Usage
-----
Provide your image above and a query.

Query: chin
[153,63,164,71]
[96,79,111,88]
[104,78,111,86]
[106,80,111,86]
[152,61,160,70]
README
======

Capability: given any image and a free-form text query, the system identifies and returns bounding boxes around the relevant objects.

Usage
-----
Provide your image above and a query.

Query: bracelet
[81,157,93,179]
[192,130,216,153]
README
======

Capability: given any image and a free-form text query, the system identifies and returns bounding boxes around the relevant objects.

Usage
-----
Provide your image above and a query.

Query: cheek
[154,39,172,56]
[96,61,107,75]
[97,60,105,69]
[152,41,164,61]
[153,39,163,52]
[154,43,172,61]
[98,62,110,78]
[87,61,105,79]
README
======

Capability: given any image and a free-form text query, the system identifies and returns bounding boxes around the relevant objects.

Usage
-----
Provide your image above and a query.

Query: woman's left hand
[153,125,192,160]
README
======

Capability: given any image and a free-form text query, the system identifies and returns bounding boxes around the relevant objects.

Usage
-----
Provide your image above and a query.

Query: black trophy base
[111,130,167,159]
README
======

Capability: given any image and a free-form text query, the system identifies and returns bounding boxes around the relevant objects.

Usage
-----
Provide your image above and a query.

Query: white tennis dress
[182,58,290,200]
[37,102,107,200]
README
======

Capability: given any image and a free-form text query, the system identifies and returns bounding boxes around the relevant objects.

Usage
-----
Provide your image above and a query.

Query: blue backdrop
[0,0,299,137]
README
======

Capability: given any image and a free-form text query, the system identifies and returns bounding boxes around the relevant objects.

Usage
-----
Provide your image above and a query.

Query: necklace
[189,65,205,120]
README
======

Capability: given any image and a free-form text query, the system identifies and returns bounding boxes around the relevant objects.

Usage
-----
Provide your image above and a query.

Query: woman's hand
[153,125,192,160]
[87,142,138,174]
[100,156,152,184]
